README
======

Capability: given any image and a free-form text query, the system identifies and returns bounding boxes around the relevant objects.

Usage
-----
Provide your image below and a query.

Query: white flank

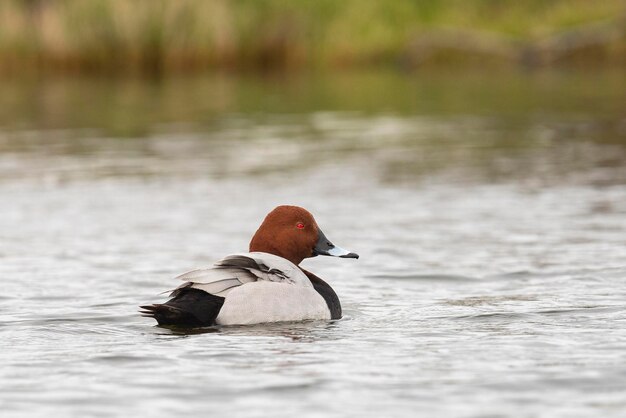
[215,281,331,325]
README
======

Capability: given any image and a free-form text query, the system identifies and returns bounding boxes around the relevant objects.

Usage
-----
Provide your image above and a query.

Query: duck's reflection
[153,318,342,342]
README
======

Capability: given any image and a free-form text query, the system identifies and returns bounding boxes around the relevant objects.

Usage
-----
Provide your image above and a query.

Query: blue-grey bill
[314,227,359,259]
[327,246,359,259]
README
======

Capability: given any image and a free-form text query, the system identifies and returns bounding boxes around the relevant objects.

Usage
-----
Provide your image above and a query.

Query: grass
[0,0,624,74]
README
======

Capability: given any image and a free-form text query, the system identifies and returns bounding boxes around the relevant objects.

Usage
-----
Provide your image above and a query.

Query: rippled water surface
[1,71,626,417]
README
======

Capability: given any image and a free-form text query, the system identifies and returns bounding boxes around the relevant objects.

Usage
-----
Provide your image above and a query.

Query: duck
[140,205,358,327]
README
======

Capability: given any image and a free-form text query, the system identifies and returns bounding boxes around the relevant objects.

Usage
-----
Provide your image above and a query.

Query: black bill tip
[339,252,359,259]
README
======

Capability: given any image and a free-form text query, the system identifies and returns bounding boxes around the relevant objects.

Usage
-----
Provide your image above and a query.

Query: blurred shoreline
[0,0,624,75]
[1,69,624,139]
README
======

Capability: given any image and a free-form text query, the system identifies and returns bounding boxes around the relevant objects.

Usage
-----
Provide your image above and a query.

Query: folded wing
[171,252,308,298]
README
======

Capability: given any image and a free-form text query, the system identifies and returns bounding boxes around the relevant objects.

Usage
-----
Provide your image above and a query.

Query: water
[1,70,626,417]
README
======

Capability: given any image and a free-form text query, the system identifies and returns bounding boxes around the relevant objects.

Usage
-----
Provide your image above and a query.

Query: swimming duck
[140,205,358,327]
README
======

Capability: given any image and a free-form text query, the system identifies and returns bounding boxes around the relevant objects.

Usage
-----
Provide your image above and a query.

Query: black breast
[301,269,342,320]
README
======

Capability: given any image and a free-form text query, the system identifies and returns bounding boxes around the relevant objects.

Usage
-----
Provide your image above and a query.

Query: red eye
[296,223,305,229]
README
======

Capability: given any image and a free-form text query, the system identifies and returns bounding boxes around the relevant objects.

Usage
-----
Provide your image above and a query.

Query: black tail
[140,288,225,328]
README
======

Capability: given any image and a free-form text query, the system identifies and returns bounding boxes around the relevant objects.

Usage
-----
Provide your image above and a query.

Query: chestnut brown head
[249,205,359,265]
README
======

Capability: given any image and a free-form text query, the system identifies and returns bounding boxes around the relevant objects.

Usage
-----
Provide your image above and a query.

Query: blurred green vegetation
[0,0,624,74]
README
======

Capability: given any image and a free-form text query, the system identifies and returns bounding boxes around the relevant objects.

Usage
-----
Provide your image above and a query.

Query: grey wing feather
[171,266,258,297]
[216,255,267,271]
[176,267,255,282]
[190,278,245,297]
[169,253,298,298]
[216,254,291,283]
[176,268,230,282]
